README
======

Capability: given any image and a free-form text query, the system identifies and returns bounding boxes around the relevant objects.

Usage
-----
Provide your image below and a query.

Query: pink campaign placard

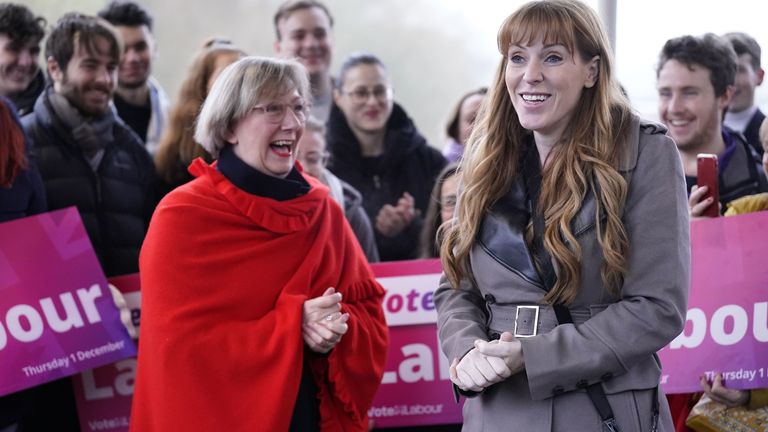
[368,259,463,428]
[72,274,140,432]
[657,212,768,393]
[0,208,136,397]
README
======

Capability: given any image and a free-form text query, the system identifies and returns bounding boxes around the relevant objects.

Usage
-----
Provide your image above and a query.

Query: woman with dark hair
[131,57,388,432]
[153,38,244,193]
[0,96,46,431]
[434,1,689,430]
[443,88,487,163]
[327,52,446,261]
[419,163,459,258]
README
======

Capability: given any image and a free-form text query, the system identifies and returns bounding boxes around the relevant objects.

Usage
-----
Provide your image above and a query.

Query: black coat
[0,98,46,223]
[743,108,766,157]
[327,102,446,261]
[22,90,157,277]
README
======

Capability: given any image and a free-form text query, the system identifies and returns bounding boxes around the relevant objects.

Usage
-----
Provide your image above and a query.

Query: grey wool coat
[434,116,690,432]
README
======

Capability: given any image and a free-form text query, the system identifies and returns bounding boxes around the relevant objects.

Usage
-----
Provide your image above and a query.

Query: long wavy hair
[0,98,27,187]
[154,39,244,187]
[440,0,632,305]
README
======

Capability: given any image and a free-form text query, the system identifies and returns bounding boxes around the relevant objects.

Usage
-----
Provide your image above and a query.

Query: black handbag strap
[521,142,620,431]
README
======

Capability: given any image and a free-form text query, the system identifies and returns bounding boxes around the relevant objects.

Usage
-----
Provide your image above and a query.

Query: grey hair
[194,56,311,157]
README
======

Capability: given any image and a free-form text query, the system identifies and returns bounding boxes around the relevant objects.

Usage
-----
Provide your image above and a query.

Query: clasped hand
[376,192,416,237]
[302,287,349,354]
[450,332,524,392]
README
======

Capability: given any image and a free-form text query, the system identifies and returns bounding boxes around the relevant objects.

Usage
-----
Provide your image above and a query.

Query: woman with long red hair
[0,96,45,222]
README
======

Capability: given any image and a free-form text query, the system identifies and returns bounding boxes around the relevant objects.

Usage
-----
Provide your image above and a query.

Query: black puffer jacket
[327,102,446,261]
[22,90,157,277]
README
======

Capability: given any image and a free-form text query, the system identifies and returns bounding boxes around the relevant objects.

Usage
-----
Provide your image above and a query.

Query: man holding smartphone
[656,33,768,219]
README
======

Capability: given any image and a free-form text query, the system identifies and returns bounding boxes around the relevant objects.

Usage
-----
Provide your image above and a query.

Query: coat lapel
[478,174,543,288]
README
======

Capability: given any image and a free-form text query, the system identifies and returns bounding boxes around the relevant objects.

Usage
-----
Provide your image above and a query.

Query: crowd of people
[0,0,766,431]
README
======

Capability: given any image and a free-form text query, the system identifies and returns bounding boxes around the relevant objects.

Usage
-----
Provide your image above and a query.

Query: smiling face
[226,89,306,178]
[334,63,393,135]
[505,38,598,143]
[274,6,332,79]
[49,36,117,117]
[114,25,155,89]
[0,34,41,97]
[729,53,764,113]
[657,59,731,152]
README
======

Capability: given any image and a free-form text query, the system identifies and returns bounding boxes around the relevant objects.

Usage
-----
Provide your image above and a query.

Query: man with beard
[20,13,155,431]
[657,33,768,220]
[274,0,334,122]
[22,12,157,278]
[0,3,46,115]
[723,32,765,157]
[99,0,169,155]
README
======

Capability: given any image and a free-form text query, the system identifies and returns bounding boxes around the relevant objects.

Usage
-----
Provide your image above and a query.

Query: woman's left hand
[449,347,512,392]
[303,312,349,354]
[474,332,525,375]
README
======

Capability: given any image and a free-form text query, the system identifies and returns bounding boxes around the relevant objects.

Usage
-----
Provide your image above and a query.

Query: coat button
[484,294,496,304]
[552,386,564,395]
[601,373,613,381]
[489,332,501,340]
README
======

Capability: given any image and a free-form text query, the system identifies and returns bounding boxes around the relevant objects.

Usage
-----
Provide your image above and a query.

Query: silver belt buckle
[513,305,539,338]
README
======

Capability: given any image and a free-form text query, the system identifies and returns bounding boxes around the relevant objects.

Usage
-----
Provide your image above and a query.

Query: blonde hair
[194,56,310,157]
[440,0,632,305]
[759,117,768,153]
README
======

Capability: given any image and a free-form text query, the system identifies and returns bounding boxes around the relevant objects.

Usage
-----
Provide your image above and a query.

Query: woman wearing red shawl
[130,56,388,432]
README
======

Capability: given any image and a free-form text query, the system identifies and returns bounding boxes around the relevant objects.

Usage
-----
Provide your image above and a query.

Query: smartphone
[696,153,720,218]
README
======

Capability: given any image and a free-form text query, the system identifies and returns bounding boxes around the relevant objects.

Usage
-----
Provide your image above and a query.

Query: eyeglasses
[252,101,308,124]
[343,85,393,104]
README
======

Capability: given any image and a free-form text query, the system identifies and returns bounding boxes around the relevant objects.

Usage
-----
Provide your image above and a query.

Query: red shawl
[130,159,388,431]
